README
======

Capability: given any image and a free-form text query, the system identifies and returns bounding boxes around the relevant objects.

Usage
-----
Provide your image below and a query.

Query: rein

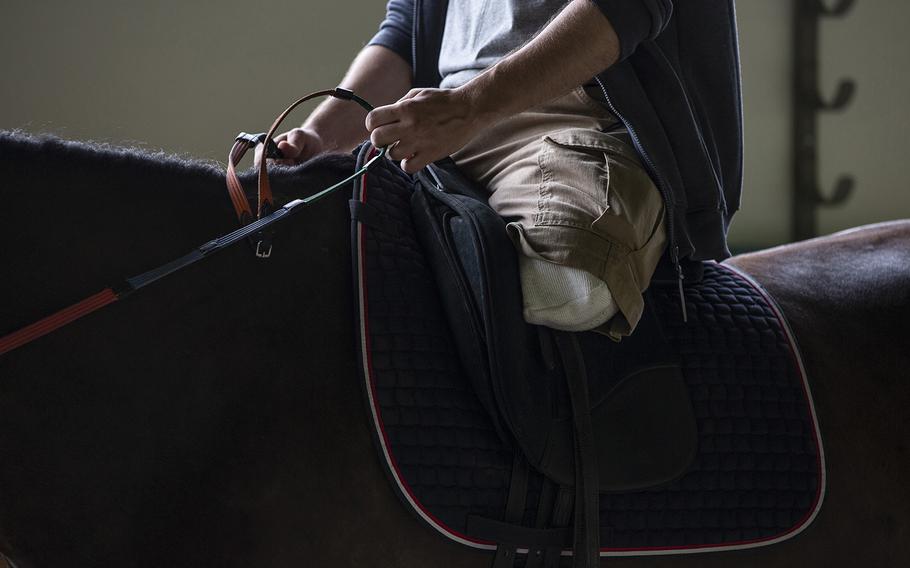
[0,88,387,357]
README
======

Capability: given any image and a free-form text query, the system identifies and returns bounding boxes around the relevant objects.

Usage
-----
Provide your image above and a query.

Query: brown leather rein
[0,88,387,356]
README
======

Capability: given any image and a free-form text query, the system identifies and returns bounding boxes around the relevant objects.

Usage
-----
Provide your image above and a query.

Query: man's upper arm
[368,0,415,67]
[587,0,673,61]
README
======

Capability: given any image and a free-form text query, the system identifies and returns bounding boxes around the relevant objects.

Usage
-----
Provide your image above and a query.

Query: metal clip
[425,163,445,191]
[677,270,687,323]
[675,246,687,323]
[255,241,272,258]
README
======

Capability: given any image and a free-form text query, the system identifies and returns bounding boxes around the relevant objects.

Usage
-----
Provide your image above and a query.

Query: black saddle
[350,143,824,566]
[411,155,702,565]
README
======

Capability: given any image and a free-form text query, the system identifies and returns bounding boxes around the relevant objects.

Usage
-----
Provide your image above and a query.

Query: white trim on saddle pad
[352,151,826,557]
[353,153,496,552]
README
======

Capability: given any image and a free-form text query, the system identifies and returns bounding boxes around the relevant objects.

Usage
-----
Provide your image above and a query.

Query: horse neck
[0,132,356,333]
[0,134,365,565]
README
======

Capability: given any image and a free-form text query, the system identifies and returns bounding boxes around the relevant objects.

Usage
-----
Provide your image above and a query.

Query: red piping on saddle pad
[354,148,496,550]
[0,288,119,356]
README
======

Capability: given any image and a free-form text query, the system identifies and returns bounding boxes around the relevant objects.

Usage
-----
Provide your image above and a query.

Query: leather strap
[225,133,283,224]
[466,517,570,549]
[553,330,601,567]
[492,454,531,568]
[224,87,379,254]
[525,480,558,568]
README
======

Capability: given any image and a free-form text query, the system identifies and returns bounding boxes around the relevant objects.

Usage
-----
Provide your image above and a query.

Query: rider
[267,0,742,339]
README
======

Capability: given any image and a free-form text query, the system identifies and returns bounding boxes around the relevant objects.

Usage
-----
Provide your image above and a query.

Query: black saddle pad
[351,150,825,557]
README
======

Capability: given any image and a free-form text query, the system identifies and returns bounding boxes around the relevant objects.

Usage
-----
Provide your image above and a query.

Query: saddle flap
[411,182,553,449]
[538,299,697,489]
[541,362,697,491]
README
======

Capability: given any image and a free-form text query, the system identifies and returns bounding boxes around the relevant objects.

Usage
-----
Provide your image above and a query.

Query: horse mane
[0,129,357,198]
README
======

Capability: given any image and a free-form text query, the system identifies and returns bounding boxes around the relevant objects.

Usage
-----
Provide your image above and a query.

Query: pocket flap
[544,128,640,162]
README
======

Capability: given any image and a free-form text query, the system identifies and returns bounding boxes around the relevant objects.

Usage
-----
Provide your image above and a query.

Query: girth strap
[553,330,601,567]
[491,454,531,568]
[526,481,565,568]
[467,328,603,567]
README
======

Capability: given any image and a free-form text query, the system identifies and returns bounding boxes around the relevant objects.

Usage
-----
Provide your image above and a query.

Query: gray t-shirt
[438,1,566,89]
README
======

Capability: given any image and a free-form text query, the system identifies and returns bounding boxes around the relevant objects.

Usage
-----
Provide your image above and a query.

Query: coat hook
[814,0,855,17]
[815,175,854,206]
[815,78,856,111]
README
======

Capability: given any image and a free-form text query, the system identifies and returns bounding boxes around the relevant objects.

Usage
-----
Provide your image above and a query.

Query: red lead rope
[0,288,120,356]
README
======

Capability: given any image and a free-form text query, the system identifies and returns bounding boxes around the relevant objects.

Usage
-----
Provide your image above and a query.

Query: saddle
[410,154,700,565]
[351,142,824,566]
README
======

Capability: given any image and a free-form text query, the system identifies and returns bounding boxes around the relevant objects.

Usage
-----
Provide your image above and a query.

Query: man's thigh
[451,87,667,335]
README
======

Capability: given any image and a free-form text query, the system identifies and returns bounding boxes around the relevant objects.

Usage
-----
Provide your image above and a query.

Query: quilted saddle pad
[351,153,825,557]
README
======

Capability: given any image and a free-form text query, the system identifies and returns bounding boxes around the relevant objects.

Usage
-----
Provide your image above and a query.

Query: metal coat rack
[792,0,857,241]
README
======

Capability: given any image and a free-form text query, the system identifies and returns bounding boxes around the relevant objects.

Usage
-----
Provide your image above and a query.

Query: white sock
[518,255,618,332]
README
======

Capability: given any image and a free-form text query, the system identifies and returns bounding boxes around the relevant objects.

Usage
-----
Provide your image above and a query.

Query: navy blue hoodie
[369,0,743,264]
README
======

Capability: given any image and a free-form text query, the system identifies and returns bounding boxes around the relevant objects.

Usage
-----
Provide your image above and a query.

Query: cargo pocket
[534,126,664,260]
[535,127,619,229]
[532,127,667,338]
[590,142,665,262]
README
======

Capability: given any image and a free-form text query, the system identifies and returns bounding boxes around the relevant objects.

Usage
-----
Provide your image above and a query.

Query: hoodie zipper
[593,76,687,322]
[648,43,727,215]
[411,0,420,85]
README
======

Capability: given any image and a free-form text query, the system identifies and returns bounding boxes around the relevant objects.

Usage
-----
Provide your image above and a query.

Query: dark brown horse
[0,132,908,567]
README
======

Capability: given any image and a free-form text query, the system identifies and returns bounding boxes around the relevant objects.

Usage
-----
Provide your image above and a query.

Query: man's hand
[366,87,489,174]
[254,127,327,167]
[254,44,413,168]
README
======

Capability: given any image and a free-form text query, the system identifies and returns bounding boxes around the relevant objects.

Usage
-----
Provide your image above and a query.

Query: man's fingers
[387,140,418,162]
[400,153,427,175]
[252,140,298,166]
[369,123,408,150]
[276,129,318,164]
[284,129,308,150]
[401,88,423,100]
[365,104,402,131]
[274,140,302,165]
[277,139,300,157]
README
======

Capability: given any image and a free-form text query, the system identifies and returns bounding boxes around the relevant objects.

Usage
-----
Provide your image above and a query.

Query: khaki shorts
[451,87,667,337]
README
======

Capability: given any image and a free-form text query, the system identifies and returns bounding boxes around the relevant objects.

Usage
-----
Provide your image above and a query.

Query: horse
[0,131,908,567]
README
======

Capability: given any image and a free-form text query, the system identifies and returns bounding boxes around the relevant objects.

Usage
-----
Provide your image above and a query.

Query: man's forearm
[462,0,620,123]
[303,45,412,152]
[363,0,623,173]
